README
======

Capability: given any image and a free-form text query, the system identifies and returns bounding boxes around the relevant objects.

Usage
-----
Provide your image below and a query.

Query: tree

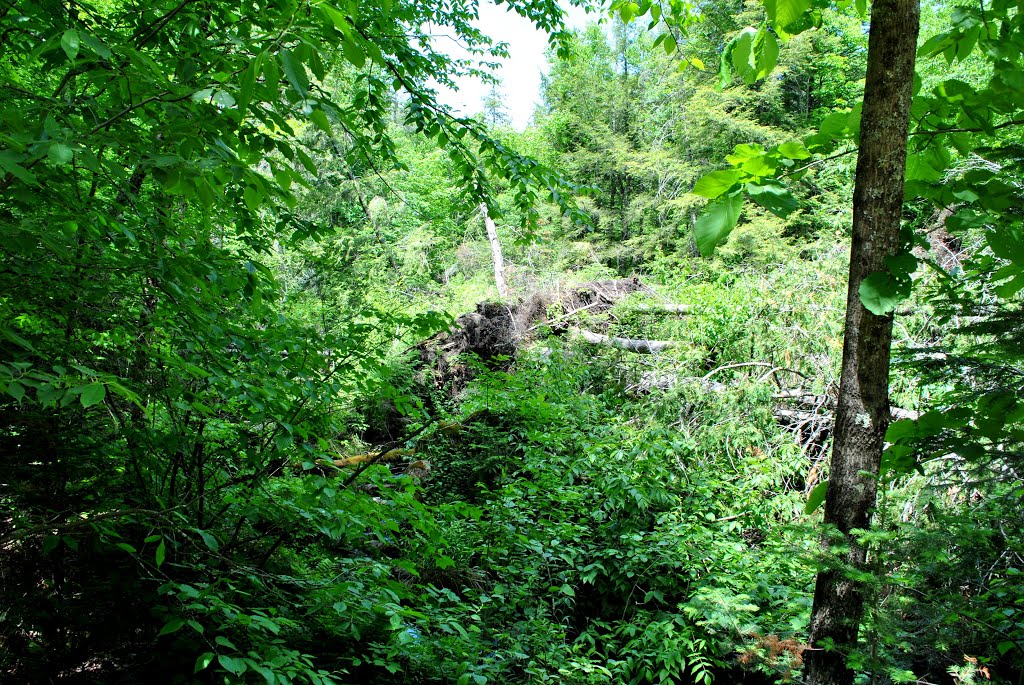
[803,2,919,684]
[482,203,509,297]
[615,0,1019,681]
[482,79,512,128]
[0,0,591,679]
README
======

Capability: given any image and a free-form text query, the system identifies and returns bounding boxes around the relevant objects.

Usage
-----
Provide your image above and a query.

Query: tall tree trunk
[482,203,507,298]
[804,2,919,685]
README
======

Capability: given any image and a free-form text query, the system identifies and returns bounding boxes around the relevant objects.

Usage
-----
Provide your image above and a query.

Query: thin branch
[784,147,858,178]
[910,118,1024,138]
[702,361,809,382]
[1,507,175,545]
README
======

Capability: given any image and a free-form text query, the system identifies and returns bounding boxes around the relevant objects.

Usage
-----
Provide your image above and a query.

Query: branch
[910,118,1024,138]
[1,507,173,546]
[784,147,858,178]
[702,361,809,382]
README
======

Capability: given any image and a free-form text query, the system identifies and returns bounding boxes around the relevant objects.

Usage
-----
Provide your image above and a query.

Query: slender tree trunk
[804,3,919,685]
[482,203,507,298]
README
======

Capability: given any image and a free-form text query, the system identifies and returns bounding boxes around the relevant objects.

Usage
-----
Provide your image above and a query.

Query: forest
[0,0,1022,683]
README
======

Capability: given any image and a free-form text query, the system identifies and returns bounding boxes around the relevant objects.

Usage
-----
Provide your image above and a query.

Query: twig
[1,507,174,545]
[702,361,809,382]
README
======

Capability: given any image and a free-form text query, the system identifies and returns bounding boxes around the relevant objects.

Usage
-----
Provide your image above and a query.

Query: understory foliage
[1,0,1023,684]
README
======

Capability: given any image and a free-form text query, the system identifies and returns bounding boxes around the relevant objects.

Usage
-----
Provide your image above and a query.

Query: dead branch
[703,362,810,382]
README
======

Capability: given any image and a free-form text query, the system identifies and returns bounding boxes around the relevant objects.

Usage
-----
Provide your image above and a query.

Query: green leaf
[197,529,220,551]
[0,150,38,185]
[805,481,828,514]
[280,49,308,96]
[692,169,741,199]
[342,37,366,69]
[727,143,766,165]
[81,33,111,59]
[997,641,1017,655]
[237,55,262,114]
[777,141,811,160]
[194,652,214,673]
[764,0,812,33]
[7,381,25,403]
[885,252,918,277]
[859,272,912,315]
[753,29,779,79]
[212,90,235,108]
[158,618,185,636]
[48,143,73,165]
[155,539,166,568]
[61,29,80,60]
[819,109,854,138]
[731,28,758,84]
[694,193,743,257]
[218,655,247,675]
[310,109,332,134]
[988,225,1024,263]
[994,272,1024,299]
[746,181,798,218]
[215,635,237,649]
[80,383,106,407]
[619,2,640,23]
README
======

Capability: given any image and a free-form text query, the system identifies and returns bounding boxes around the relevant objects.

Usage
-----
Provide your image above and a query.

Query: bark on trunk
[804,3,919,685]
[482,204,507,298]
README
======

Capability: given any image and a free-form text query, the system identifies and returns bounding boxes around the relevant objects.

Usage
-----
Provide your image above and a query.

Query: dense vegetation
[1,1,1022,684]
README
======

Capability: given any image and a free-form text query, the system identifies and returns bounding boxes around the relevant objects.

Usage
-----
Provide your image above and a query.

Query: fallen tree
[415,277,678,394]
[569,327,677,354]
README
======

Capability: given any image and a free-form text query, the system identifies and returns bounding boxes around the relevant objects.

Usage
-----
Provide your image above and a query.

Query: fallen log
[416,277,656,394]
[630,303,692,314]
[333,447,414,468]
[570,327,677,354]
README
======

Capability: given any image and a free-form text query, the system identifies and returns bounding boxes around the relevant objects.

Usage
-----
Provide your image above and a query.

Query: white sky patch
[434,1,596,130]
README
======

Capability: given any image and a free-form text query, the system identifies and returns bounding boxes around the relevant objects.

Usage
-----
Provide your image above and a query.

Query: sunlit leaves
[777,141,811,160]
[746,181,798,218]
[857,251,918,316]
[47,143,73,165]
[805,481,827,514]
[692,169,741,199]
[60,29,79,60]
[859,272,909,316]
[763,0,812,36]
[279,49,309,97]
[694,193,743,256]
[988,225,1024,298]
[720,27,781,87]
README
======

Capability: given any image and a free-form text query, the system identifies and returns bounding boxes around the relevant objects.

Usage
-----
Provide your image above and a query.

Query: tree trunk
[482,204,507,298]
[803,3,919,685]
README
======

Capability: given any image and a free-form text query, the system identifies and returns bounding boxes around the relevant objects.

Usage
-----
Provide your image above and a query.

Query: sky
[434,2,597,130]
